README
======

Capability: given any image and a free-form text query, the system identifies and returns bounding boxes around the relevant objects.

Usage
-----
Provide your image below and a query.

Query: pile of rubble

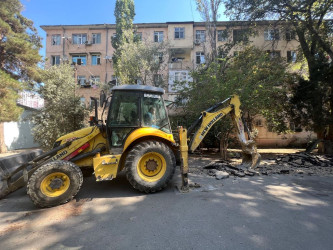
[200,152,333,179]
[203,161,258,180]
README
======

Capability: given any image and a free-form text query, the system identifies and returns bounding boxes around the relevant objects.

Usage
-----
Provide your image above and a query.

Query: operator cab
[106,85,171,151]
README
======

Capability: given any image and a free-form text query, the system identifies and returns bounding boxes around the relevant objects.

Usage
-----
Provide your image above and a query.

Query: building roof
[40,20,289,31]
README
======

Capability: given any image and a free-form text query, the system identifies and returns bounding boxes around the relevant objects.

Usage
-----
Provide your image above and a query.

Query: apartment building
[41,21,314,147]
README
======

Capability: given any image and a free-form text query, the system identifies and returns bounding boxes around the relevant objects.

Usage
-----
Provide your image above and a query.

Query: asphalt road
[1,157,333,250]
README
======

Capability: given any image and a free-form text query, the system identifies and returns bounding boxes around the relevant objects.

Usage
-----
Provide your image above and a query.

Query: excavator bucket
[240,140,261,169]
[233,113,261,169]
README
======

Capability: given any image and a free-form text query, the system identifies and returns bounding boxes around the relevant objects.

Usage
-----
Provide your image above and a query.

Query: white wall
[4,109,39,150]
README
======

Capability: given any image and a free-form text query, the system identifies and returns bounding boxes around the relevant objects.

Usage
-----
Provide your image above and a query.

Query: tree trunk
[0,123,7,153]
[219,136,228,160]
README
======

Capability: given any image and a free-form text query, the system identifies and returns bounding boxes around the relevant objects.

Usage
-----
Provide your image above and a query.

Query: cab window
[142,93,171,133]
[108,91,139,127]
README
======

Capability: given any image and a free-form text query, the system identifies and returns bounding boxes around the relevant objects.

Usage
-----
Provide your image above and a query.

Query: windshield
[142,93,171,133]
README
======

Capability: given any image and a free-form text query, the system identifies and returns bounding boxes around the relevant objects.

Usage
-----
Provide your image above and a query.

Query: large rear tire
[125,141,176,193]
[27,160,83,208]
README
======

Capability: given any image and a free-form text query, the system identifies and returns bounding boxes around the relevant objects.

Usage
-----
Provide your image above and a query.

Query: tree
[115,30,169,86]
[223,0,333,153]
[30,64,87,150]
[111,0,135,66]
[176,46,291,158]
[0,0,42,152]
[196,0,223,62]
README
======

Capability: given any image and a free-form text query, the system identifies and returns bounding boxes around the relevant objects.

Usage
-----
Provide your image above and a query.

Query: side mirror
[100,90,106,107]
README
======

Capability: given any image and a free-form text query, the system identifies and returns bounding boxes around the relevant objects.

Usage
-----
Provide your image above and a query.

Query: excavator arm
[178,95,261,192]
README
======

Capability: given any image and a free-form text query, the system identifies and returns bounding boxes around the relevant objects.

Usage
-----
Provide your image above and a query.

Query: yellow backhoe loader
[0,85,260,207]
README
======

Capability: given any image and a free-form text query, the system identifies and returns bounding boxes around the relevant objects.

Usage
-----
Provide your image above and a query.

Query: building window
[77,76,86,86]
[153,74,163,87]
[51,55,60,66]
[287,51,297,63]
[217,30,228,42]
[196,52,205,64]
[174,27,185,39]
[233,29,249,42]
[169,70,192,92]
[72,34,87,44]
[264,29,280,41]
[154,53,163,64]
[92,33,101,44]
[135,32,142,41]
[285,29,296,41]
[52,34,61,45]
[175,72,187,82]
[255,119,263,127]
[72,55,87,65]
[90,76,100,84]
[91,54,101,65]
[266,50,281,58]
[195,30,206,43]
[154,31,164,42]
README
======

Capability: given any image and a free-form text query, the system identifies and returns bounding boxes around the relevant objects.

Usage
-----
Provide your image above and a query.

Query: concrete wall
[4,109,39,150]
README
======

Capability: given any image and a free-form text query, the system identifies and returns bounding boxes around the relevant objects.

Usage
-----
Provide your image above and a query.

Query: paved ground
[1,156,333,250]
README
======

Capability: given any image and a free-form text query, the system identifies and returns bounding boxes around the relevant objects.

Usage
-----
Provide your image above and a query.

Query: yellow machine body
[93,154,121,181]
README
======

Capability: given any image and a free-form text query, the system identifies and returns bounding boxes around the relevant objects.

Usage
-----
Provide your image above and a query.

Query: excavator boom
[179,95,261,192]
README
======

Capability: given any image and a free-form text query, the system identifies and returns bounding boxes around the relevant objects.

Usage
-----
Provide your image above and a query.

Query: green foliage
[222,0,333,138]
[115,31,169,85]
[176,46,292,148]
[0,70,23,122]
[30,64,88,150]
[112,0,135,65]
[0,0,42,122]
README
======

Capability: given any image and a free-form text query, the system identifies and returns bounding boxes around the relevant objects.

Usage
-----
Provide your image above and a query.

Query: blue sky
[21,0,227,57]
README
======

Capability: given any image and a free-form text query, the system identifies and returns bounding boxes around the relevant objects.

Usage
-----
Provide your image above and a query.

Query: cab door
[106,91,141,154]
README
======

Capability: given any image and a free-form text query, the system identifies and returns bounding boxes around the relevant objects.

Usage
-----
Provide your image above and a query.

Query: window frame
[154,31,164,43]
[195,30,206,42]
[51,55,60,66]
[196,51,205,64]
[51,34,61,46]
[72,33,87,44]
[174,27,185,39]
[92,33,101,44]
[264,29,280,41]
[153,74,163,87]
[91,54,101,65]
[72,55,87,66]
[287,51,297,63]
[217,30,228,42]
[77,75,86,86]
[90,75,100,84]
[233,29,249,42]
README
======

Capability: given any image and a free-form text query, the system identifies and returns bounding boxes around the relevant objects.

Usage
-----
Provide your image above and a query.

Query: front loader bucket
[0,170,10,199]
[0,142,72,199]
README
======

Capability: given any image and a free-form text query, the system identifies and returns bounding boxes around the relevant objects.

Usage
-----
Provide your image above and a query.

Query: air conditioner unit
[85,41,92,46]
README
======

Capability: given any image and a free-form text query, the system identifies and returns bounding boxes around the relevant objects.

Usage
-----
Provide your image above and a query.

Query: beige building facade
[41,21,315,147]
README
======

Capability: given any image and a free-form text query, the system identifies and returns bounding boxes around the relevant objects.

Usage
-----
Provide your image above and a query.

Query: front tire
[27,160,83,208]
[125,141,176,193]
